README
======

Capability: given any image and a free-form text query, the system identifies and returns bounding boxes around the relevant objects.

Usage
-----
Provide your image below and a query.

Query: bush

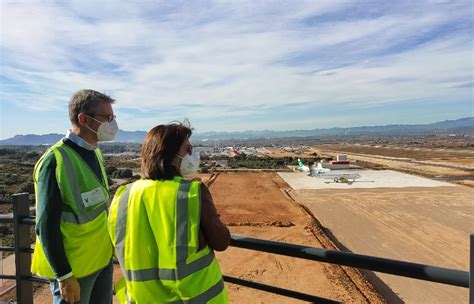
[18,182,35,194]
[0,148,17,156]
[106,166,117,175]
[23,152,40,161]
[112,168,133,179]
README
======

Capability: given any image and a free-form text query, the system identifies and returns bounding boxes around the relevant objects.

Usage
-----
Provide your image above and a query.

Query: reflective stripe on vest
[115,180,224,302]
[123,278,225,304]
[167,278,225,304]
[56,146,107,224]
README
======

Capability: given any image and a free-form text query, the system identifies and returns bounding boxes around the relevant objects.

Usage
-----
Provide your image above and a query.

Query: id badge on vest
[81,187,105,208]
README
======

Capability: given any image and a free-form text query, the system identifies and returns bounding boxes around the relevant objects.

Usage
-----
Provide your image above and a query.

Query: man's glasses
[87,113,116,123]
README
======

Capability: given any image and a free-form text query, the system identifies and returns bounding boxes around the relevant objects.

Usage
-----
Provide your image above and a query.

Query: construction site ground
[4,144,472,303]
[272,144,473,303]
[287,185,473,304]
[208,172,384,303]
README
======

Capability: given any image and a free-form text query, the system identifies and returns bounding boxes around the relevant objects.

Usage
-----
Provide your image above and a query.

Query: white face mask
[87,116,119,142]
[178,152,200,176]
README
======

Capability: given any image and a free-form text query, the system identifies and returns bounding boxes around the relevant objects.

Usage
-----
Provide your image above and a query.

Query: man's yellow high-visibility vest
[109,178,228,303]
[31,140,113,279]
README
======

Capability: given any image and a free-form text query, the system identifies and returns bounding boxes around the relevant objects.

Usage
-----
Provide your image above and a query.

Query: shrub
[112,168,133,179]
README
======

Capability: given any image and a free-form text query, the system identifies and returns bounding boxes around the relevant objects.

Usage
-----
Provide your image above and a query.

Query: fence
[0,193,472,303]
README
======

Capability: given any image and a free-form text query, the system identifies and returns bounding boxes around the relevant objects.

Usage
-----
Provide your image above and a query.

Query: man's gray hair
[68,89,115,124]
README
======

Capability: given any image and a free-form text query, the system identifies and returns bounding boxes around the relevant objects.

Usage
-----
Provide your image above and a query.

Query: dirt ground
[263,148,309,158]
[210,172,384,303]
[317,144,474,161]
[289,186,473,304]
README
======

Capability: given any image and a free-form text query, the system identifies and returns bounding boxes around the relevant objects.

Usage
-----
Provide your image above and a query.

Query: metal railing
[0,193,34,303]
[0,193,472,303]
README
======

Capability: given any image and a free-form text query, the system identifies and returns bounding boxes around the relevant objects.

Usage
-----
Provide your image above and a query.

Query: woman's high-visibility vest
[109,178,228,303]
[31,140,113,279]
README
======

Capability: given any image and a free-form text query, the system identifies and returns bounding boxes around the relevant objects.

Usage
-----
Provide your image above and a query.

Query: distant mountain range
[1,117,472,146]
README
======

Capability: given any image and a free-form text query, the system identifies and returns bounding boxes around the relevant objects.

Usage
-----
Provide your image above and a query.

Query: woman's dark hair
[141,122,192,180]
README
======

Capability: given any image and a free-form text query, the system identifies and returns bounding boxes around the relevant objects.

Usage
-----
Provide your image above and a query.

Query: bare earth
[289,186,474,303]
[210,172,383,303]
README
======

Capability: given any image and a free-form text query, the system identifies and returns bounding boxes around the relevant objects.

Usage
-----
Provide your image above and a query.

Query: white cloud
[0,0,472,138]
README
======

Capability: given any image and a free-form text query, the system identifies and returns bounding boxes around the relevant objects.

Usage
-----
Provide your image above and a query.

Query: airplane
[313,172,361,183]
[299,160,361,183]
[309,162,361,183]
[310,162,331,174]
[296,158,309,172]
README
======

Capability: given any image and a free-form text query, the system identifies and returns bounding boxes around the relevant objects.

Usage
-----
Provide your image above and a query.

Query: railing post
[13,193,33,304]
[470,233,473,304]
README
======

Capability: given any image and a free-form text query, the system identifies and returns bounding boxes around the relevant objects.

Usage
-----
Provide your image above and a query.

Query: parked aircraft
[313,172,361,183]
[296,159,309,172]
[310,162,361,183]
[310,162,331,174]
[299,160,361,183]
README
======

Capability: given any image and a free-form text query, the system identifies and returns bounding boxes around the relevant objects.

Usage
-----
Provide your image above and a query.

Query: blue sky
[1,0,473,139]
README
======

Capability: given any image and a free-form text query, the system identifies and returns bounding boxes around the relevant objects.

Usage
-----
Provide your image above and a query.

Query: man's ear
[77,112,88,126]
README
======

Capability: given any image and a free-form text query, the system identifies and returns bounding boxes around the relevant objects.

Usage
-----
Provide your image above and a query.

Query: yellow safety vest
[31,140,113,279]
[109,178,228,303]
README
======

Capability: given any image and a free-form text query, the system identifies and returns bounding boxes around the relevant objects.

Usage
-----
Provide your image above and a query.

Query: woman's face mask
[178,152,200,176]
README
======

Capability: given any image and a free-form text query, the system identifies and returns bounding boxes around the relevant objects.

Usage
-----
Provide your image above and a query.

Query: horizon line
[1,116,472,141]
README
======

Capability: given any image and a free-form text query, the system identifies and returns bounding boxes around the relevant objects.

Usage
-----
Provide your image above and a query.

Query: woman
[109,122,230,303]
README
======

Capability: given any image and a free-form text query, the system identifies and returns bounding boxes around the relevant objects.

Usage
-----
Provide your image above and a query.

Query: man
[32,89,118,303]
